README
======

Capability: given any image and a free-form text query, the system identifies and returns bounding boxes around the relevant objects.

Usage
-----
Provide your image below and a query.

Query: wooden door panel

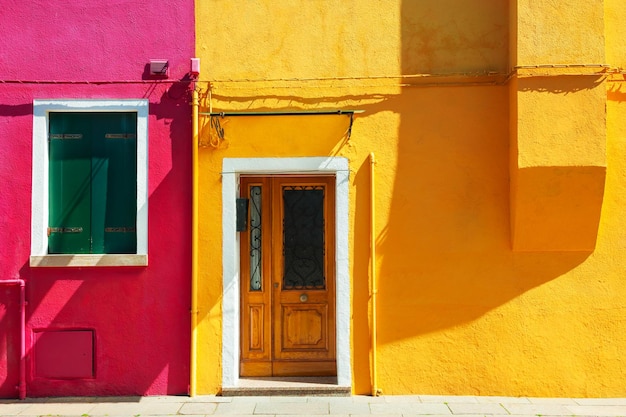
[241,293,271,362]
[273,177,336,368]
[240,178,272,376]
[240,361,272,377]
[240,176,335,377]
[247,304,266,353]
[272,361,337,377]
[280,304,328,351]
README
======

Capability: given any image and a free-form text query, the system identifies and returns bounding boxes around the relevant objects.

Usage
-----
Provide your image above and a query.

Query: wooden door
[240,176,336,377]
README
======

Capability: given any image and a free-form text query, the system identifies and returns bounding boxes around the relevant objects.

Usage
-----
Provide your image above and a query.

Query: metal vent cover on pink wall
[33,330,94,379]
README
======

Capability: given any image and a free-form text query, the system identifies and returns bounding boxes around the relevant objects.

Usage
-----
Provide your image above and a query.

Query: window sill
[30,254,148,268]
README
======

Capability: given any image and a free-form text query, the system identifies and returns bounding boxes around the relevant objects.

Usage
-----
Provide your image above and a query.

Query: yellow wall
[510,0,607,251]
[195,0,626,396]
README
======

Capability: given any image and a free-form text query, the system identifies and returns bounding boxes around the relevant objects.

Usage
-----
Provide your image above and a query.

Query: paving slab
[447,402,508,415]
[475,396,531,404]
[160,414,205,417]
[419,396,479,404]
[456,415,514,417]
[381,395,422,403]
[274,415,346,417]
[351,395,387,403]
[346,414,401,417]
[253,401,329,415]
[88,401,144,415]
[230,396,273,404]
[502,402,573,415]
[574,398,626,406]
[18,402,96,415]
[329,400,372,414]
[140,415,208,417]
[203,415,258,417]
[3,394,626,417]
[223,415,279,417]
[0,402,31,415]
[427,415,486,417]
[566,404,626,416]
[215,401,258,414]
[179,401,219,415]
[134,401,184,415]
[526,397,578,405]
[268,396,309,403]
[370,402,452,415]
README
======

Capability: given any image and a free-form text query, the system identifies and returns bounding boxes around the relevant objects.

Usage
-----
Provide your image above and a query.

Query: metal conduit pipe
[370,153,381,396]
[0,279,26,400]
[190,88,199,397]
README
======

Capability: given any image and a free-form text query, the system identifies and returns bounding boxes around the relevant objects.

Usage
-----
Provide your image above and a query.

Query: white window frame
[221,157,352,389]
[30,99,148,267]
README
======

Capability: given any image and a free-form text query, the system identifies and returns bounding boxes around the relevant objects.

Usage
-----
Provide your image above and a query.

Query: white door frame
[221,157,351,388]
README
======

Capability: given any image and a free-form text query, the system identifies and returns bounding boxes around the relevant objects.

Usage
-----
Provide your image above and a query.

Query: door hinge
[48,227,83,236]
[105,133,136,140]
[50,134,83,140]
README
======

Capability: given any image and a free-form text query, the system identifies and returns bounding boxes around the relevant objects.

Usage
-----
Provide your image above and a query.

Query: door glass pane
[249,185,262,291]
[282,186,325,290]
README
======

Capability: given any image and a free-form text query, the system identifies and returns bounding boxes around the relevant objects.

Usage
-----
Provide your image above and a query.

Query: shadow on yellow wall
[367,82,595,393]
[192,0,622,396]
[401,0,508,74]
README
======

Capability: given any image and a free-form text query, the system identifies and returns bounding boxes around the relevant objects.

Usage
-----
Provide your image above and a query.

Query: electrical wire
[1,64,619,89]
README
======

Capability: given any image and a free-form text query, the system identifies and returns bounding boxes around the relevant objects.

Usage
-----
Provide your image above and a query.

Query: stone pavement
[2,395,626,417]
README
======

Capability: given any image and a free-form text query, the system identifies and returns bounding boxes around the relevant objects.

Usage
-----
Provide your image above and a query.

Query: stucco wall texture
[0,1,194,397]
[1,0,625,400]
[194,0,626,397]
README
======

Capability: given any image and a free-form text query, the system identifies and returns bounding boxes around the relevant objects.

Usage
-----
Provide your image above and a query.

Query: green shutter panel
[48,113,92,254]
[49,112,137,255]
[96,113,137,254]
[89,114,107,254]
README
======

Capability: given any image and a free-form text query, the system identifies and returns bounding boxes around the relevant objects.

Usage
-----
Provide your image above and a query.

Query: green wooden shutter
[48,112,137,254]
[48,113,92,254]
[96,113,137,254]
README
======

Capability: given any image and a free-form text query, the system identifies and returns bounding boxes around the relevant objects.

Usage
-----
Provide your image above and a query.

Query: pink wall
[0,0,194,397]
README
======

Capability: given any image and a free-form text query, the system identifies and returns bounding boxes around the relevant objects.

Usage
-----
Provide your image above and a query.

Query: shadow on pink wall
[0,78,193,398]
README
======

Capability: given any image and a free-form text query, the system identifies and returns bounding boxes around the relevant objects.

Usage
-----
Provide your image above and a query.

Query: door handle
[299,293,308,302]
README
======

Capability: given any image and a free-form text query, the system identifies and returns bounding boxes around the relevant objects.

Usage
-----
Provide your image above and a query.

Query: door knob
[299,293,308,302]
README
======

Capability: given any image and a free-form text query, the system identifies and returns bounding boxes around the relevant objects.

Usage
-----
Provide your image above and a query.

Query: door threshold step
[221,377,351,396]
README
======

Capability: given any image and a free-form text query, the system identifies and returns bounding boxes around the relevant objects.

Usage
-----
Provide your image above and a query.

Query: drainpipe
[369,153,381,396]
[0,279,26,400]
[190,87,199,397]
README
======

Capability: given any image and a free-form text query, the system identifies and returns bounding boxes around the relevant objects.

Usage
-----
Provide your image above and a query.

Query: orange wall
[510,0,607,252]
[194,0,626,396]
